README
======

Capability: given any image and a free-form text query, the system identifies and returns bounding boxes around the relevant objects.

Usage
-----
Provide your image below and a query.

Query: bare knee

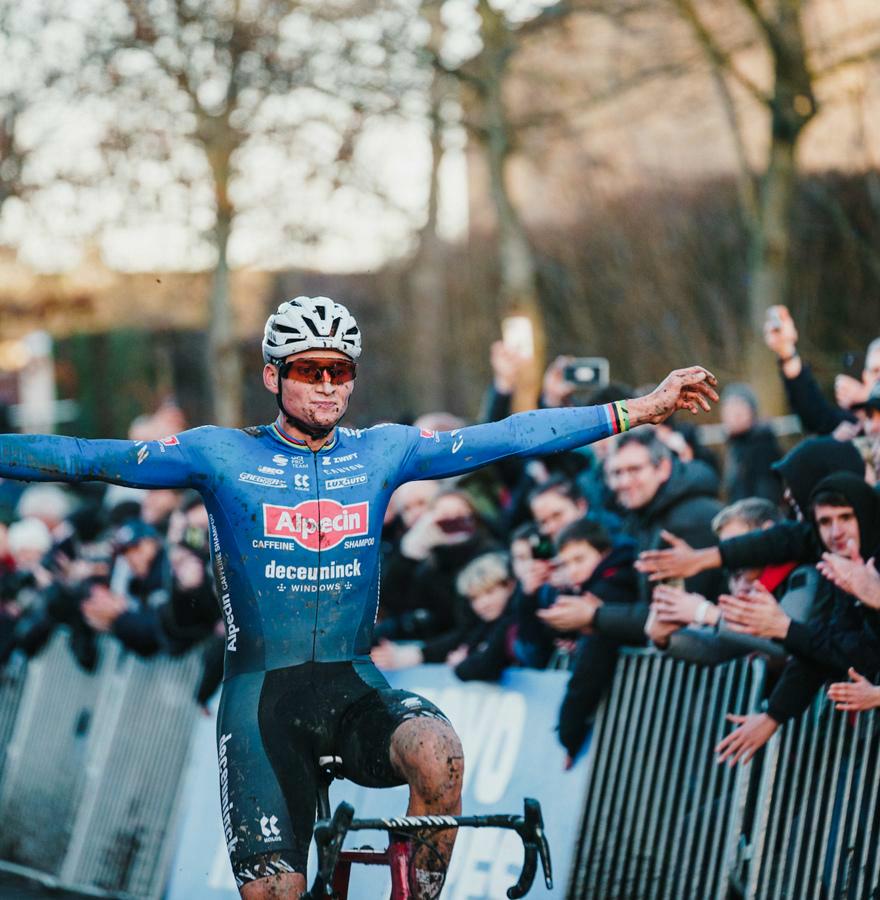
[240,872,306,899]
[390,718,464,807]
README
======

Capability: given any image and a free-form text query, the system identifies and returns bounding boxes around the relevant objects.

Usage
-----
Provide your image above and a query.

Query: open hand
[715,712,778,765]
[817,553,880,609]
[827,668,880,712]
[636,530,714,582]
[628,367,719,426]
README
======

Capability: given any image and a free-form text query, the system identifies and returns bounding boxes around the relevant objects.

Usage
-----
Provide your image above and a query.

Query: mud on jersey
[0,405,622,678]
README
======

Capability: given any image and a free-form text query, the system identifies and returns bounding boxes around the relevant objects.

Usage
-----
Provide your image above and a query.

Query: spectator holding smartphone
[763,305,880,435]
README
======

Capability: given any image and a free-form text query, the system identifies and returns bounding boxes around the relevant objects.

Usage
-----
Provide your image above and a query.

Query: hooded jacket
[767,472,880,723]
[719,438,866,573]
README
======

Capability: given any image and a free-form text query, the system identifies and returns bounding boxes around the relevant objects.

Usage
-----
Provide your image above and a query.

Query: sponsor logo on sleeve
[160,435,180,446]
[325,474,368,491]
[420,428,438,439]
[262,499,369,551]
[135,442,150,465]
[450,428,464,454]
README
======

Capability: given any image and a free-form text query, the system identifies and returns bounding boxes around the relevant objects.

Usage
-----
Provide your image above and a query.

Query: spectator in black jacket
[716,472,880,765]
[763,305,880,435]
[449,551,518,682]
[597,431,724,642]
[720,383,783,505]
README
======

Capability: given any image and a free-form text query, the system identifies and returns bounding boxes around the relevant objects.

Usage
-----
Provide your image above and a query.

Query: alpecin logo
[263,500,369,551]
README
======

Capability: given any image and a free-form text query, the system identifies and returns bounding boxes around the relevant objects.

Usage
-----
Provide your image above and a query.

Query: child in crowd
[449,551,519,681]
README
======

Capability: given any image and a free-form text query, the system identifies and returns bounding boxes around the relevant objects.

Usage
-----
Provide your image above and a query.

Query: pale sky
[0,0,565,275]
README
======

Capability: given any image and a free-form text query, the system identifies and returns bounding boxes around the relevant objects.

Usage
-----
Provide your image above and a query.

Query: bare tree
[422,0,586,409]
[670,0,880,407]
[77,0,419,425]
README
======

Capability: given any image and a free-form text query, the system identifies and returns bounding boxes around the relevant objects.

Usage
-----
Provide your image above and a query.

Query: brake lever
[525,798,553,892]
[506,798,553,898]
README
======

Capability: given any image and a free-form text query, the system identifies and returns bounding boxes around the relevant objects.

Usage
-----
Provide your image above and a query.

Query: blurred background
[2,2,880,899]
[1,0,879,434]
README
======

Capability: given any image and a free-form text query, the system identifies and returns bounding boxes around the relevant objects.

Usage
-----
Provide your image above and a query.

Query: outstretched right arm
[0,431,202,490]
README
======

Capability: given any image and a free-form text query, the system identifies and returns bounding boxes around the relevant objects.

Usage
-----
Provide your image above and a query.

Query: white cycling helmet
[262,296,362,363]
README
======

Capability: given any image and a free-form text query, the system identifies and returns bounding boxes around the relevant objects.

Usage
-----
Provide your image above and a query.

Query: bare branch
[671,0,770,106]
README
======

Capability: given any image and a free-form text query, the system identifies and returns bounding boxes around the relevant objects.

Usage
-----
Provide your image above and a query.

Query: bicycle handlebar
[306,797,552,899]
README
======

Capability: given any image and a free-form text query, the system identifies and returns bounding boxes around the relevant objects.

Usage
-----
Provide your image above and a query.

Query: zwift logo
[262,500,369,551]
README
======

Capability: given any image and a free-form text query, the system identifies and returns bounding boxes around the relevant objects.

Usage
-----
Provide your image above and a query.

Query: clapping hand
[718,582,790,639]
[817,552,880,609]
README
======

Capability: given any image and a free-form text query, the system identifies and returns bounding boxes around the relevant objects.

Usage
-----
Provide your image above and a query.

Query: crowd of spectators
[1,304,880,776]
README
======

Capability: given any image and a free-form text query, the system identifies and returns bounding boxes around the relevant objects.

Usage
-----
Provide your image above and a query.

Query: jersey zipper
[310,449,322,662]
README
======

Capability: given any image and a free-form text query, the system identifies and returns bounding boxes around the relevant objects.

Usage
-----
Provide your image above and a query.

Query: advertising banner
[165,665,590,899]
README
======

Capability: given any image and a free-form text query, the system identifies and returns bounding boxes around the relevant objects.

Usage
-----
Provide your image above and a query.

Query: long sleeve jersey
[0,405,624,679]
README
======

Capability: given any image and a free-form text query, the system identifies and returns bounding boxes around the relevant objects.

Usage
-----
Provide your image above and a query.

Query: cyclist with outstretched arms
[0,297,718,899]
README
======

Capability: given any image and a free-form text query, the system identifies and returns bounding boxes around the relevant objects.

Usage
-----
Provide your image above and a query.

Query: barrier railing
[568,650,766,900]
[0,631,202,899]
[746,698,880,900]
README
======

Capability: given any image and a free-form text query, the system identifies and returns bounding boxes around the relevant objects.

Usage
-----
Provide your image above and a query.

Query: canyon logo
[262,500,369,551]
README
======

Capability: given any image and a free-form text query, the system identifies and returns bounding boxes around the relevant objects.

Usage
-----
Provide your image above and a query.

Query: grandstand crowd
[1,304,879,770]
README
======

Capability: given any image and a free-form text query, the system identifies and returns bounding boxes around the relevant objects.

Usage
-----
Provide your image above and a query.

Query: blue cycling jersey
[0,405,623,679]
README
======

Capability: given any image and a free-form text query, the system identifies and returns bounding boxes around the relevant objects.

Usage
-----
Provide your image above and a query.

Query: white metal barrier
[0,631,202,899]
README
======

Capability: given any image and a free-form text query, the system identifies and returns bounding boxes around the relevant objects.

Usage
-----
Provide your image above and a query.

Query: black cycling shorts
[215,659,449,887]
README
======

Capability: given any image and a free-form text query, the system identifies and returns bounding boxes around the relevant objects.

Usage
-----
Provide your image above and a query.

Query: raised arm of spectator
[764,305,855,434]
[637,520,816,584]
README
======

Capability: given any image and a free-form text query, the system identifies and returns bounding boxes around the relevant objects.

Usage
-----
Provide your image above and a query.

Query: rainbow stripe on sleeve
[606,400,630,434]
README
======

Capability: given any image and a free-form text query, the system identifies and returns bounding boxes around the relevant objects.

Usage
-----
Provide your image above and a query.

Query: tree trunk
[207,210,243,426]
[744,1,816,414]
